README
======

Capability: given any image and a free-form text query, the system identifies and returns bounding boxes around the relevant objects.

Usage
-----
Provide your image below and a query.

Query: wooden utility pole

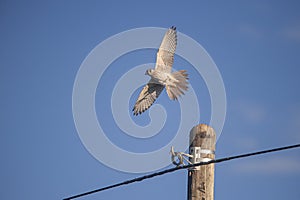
[187,124,216,200]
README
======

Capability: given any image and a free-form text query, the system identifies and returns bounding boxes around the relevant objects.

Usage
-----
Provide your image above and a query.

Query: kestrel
[132,26,189,115]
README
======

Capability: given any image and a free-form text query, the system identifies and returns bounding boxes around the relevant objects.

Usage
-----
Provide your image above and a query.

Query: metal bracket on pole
[189,147,215,170]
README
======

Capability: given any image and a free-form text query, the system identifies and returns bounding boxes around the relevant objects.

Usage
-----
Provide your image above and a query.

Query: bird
[132,26,189,115]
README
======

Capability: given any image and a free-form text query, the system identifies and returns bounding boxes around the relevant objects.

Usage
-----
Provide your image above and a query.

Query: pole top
[190,124,216,140]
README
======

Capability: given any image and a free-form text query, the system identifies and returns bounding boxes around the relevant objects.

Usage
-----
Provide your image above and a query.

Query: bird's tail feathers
[166,70,189,100]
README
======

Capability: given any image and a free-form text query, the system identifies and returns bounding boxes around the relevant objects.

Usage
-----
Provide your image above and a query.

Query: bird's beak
[144,71,147,75]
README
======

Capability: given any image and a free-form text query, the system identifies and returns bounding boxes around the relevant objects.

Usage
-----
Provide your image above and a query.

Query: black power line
[64,143,300,200]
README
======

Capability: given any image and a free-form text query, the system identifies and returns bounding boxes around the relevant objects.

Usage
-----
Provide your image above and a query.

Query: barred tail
[166,70,189,100]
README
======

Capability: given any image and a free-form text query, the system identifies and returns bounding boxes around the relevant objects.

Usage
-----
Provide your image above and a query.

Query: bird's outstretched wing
[155,26,177,73]
[132,82,164,115]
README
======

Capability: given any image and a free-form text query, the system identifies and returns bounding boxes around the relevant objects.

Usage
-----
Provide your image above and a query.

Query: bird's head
[145,69,154,75]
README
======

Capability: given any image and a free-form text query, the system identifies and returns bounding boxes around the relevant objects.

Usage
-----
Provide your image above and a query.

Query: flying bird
[132,26,189,115]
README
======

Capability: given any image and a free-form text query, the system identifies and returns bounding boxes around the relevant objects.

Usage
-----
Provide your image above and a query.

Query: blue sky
[1,0,300,199]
